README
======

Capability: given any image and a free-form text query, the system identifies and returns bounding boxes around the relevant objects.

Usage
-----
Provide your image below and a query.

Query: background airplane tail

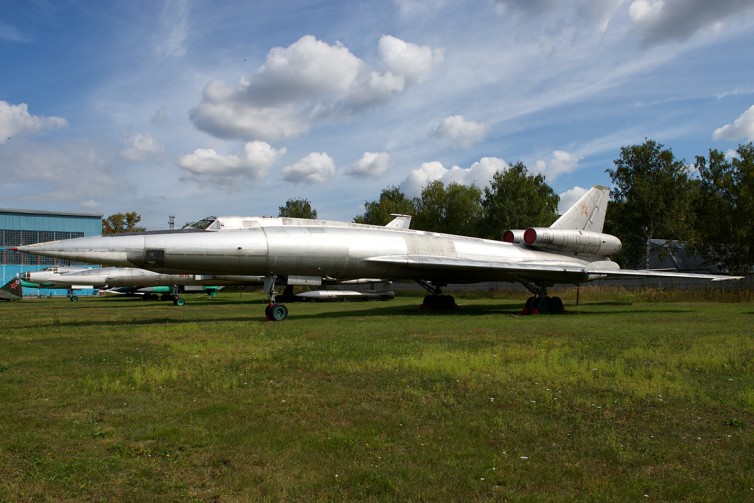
[0,278,23,300]
[550,185,610,232]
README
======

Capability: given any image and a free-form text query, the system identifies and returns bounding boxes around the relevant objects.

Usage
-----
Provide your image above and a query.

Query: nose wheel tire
[265,303,288,321]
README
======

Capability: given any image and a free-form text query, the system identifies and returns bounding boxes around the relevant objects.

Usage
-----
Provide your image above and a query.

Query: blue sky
[2,0,754,229]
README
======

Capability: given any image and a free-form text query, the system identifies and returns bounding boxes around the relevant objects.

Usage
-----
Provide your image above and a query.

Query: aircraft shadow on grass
[39,301,523,328]
[29,297,721,327]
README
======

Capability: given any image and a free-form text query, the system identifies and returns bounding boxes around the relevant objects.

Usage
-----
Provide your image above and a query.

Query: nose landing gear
[264,276,288,321]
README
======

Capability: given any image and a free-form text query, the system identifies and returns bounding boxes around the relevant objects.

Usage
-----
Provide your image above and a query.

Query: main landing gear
[518,278,564,315]
[169,285,185,306]
[264,276,289,321]
[417,281,457,310]
[142,286,185,305]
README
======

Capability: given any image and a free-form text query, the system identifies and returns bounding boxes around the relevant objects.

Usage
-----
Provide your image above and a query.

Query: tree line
[106,139,754,274]
[346,139,754,274]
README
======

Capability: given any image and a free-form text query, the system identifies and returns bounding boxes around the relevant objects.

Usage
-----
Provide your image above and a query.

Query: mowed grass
[0,289,752,501]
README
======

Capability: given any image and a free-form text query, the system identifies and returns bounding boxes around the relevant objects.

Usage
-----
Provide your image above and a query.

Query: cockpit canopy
[183,216,278,231]
[184,217,222,230]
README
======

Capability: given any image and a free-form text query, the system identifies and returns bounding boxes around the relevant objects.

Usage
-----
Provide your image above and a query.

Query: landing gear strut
[264,276,288,321]
[416,281,457,310]
[170,285,185,306]
[518,278,564,315]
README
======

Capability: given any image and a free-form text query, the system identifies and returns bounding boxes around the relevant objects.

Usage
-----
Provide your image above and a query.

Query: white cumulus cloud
[378,35,444,86]
[189,35,443,141]
[713,104,754,141]
[0,101,67,143]
[178,141,286,185]
[347,152,391,178]
[533,150,580,181]
[400,156,507,197]
[557,186,588,215]
[431,115,489,149]
[120,133,164,162]
[244,36,361,105]
[282,152,336,184]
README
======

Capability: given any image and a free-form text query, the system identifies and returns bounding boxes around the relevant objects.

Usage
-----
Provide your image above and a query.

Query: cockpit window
[184,218,221,230]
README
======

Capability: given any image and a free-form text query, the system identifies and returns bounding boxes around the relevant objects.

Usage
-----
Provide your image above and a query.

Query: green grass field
[1,289,752,501]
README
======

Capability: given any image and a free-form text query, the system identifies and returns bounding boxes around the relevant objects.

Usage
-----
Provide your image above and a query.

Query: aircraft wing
[366,255,595,283]
[582,263,742,282]
[366,255,742,283]
[367,255,586,272]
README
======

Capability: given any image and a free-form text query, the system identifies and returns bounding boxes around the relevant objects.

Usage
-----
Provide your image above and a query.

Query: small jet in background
[20,266,394,306]
[101,284,224,301]
[21,266,262,305]
[18,266,96,301]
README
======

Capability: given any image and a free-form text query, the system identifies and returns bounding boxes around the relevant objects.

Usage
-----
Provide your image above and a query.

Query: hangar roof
[0,208,102,219]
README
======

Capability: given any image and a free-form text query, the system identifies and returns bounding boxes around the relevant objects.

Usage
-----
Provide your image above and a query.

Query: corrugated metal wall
[1,209,102,296]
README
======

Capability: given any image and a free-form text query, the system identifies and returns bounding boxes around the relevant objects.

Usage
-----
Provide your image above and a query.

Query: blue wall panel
[1,208,102,297]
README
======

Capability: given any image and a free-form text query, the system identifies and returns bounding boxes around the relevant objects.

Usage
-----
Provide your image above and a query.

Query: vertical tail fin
[550,185,610,232]
[0,278,23,301]
[385,214,412,229]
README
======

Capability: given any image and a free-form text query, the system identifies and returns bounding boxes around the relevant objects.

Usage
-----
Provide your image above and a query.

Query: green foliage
[479,162,559,239]
[354,164,556,238]
[412,181,483,235]
[606,139,696,268]
[353,186,414,225]
[279,198,318,219]
[102,212,146,235]
[693,143,754,274]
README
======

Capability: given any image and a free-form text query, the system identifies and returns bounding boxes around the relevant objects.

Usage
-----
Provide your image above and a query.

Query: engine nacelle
[522,228,622,256]
[502,229,525,243]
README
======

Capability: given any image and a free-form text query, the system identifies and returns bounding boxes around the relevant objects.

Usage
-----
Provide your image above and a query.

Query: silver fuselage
[17,224,595,285]
[25,266,264,288]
